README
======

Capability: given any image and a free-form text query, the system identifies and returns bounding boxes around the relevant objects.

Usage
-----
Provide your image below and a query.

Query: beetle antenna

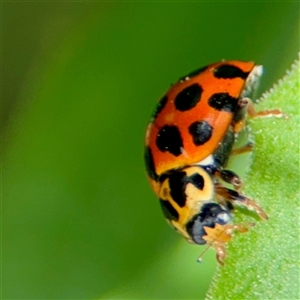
[197,243,212,263]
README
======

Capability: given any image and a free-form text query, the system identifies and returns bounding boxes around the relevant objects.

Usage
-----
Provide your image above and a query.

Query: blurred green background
[2,2,299,299]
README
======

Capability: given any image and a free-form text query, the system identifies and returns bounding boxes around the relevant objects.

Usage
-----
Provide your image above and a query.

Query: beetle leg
[231,141,253,155]
[198,222,255,265]
[240,97,287,118]
[215,169,243,191]
[215,183,268,220]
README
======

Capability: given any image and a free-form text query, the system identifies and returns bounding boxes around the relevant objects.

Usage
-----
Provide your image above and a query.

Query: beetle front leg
[215,183,268,220]
[215,169,243,191]
[199,222,255,265]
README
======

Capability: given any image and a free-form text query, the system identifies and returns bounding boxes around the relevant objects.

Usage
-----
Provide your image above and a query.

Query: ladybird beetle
[144,60,284,265]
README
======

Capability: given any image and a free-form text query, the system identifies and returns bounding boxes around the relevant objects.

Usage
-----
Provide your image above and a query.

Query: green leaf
[205,57,300,300]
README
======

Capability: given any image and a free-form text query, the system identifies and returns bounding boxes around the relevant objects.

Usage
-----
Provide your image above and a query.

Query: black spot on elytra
[178,65,208,81]
[144,146,158,181]
[159,199,179,221]
[208,92,238,113]
[174,83,203,112]
[168,171,205,208]
[189,121,213,146]
[156,125,183,156]
[214,64,249,79]
[152,95,168,120]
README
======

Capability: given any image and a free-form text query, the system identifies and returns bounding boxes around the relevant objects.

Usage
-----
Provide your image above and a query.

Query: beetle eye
[216,212,231,225]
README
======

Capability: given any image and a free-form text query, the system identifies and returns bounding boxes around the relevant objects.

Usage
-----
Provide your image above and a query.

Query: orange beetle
[144,61,284,264]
